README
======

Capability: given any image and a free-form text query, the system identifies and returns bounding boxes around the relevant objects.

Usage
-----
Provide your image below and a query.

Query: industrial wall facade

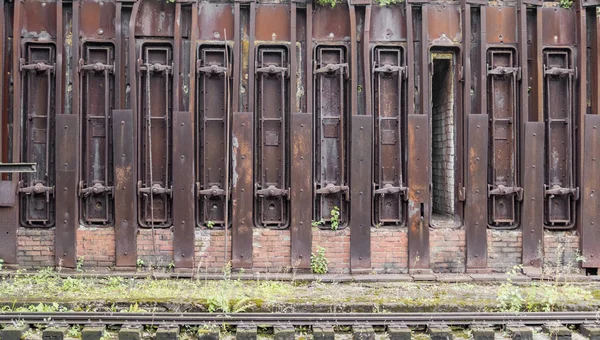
[0,0,598,274]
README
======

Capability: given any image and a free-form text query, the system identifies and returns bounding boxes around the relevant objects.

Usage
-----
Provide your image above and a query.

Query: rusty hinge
[488,184,524,201]
[545,185,579,200]
[78,59,115,73]
[20,58,55,73]
[373,183,408,201]
[487,66,521,79]
[78,182,114,197]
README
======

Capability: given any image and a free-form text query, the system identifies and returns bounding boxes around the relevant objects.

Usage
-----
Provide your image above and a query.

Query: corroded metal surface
[1,0,599,272]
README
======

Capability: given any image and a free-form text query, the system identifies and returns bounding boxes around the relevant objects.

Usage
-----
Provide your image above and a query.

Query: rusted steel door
[19,43,57,227]
[486,48,523,229]
[254,46,290,228]
[314,45,349,228]
[137,43,173,228]
[196,44,231,229]
[78,43,115,226]
[542,49,578,229]
[372,46,407,226]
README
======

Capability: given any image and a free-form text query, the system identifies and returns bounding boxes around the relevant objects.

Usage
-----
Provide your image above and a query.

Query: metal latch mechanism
[197,184,227,198]
[255,184,289,199]
[78,182,114,197]
[315,183,349,200]
[488,184,524,201]
[315,62,349,78]
[18,182,55,202]
[373,183,409,201]
[137,182,173,198]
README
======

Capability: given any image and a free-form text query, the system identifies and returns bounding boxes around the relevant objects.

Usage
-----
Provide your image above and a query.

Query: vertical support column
[0,0,18,264]
[231,0,255,269]
[521,122,544,273]
[171,2,194,269]
[231,112,253,268]
[54,115,79,268]
[581,115,600,268]
[290,2,312,269]
[465,115,489,271]
[407,114,430,272]
[350,5,372,273]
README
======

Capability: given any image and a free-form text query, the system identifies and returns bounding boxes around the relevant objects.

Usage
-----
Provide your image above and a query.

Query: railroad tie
[156,325,180,340]
[119,323,142,340]
[274,324,295,340]
[82,325,106,340]
[542,323,571,340]
[353,324,375,340]
[428,323,452,340]
[470,324,495,340]
[42,323,69,340]
[313,324,335,340]
[387,323,411,340]
[236,324,257,340]
[506,323,533,340]
[0,323,29,340]
[198,325,220,340]
[580,324,600,340]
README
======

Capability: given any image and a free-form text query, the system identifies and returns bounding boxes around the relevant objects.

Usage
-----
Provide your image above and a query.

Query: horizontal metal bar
[0,312,599,326]
[0,163,37,173]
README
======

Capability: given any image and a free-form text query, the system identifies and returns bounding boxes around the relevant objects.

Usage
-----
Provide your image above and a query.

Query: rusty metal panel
[197,3,235,41]
[486,48,522,229]
[196,44,231,228]
[543,49,577,229]
[350,115,372,271]
[19,43,57,227]
[0,181,17,207]
[541,8,577,46]
[522,122,544,268]
[314,45,349,229]
[80,1,116,39]
[313,5,350,41]
[427,5,461,44]
[254,46,290,228]
[54,114,78,268]
[21,1,57,38]
[137,43,173,228]
[582,115,600,268]
[79,43,115,226]
[255,5,290,41]
[0,186,17,263]
[232,112,253,268]
[135,1,176,38]
[372,46,407,226]
[172,111,194,269]
[369,6,406,42]
[407,114,429,271]
[290,113,312,269]
[465,114,489,270]
[485,7,517,45]
[113,109,136,268]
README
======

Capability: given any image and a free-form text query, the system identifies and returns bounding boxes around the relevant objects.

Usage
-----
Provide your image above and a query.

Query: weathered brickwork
[12,226,582,274]
[77,227,115,268]
[17,228,54,268]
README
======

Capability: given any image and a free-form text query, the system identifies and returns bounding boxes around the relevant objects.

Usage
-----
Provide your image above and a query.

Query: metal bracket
[488,184,524,201]
[78,181,114,197]
[0,163,37,173]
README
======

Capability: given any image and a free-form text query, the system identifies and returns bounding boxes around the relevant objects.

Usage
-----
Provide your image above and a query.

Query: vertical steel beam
[407,114,430,272]
[521,122,544,273]
[289,3,312,269]
[465,115,489,270]
[231,112,253,268]
[113,109,136,267]
[592,11,600,116]
[54,115,79,268]
[0,0,17,264]
[581,115,600,268]
[172,111,194,269]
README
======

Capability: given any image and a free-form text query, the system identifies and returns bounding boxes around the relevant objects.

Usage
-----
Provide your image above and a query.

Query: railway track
[1,312,600,339]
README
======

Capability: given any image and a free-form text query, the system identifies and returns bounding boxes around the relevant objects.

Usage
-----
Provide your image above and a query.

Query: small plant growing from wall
[311,247,329,274]
[315,0,342,8]
[76,256,85,272]
[206,221,215,229]
[136,258,145,271]
[330,206,340,231]
[559,0,573,9]
[0,259,4,271]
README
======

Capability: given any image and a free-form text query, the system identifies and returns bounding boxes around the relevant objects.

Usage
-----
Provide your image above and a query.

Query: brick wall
[77,226,115,268]
[17,228,54,268]
[431,58,455,216]
[11,225,582,274]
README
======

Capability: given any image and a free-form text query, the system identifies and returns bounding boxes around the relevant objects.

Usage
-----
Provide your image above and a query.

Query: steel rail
[1,312,600,326]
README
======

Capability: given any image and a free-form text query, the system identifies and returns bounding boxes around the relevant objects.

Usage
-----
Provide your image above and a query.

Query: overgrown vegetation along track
[2,312,600,325]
